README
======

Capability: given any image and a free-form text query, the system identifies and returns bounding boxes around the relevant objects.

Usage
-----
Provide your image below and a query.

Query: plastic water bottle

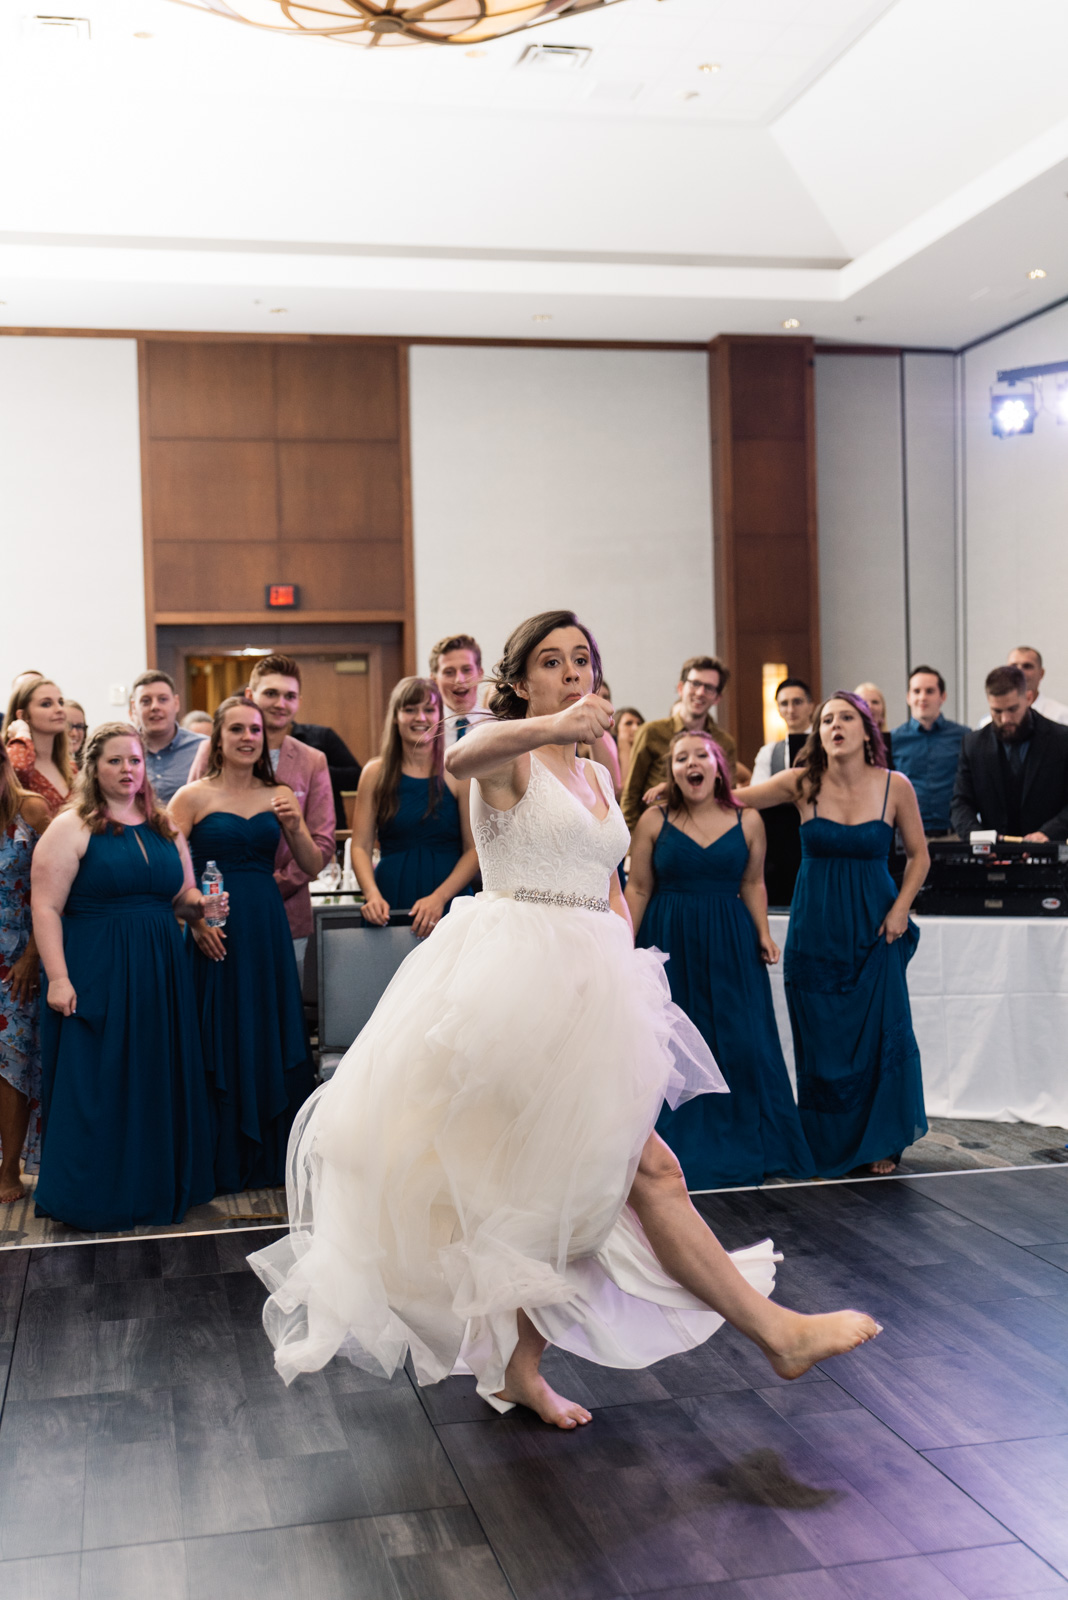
[202,860,226,927]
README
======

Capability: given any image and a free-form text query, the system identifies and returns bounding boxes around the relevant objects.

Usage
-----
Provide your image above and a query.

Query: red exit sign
[266,584,299,608]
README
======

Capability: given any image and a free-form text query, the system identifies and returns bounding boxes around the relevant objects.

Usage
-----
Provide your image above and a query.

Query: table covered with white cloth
[766,914,1068,1125]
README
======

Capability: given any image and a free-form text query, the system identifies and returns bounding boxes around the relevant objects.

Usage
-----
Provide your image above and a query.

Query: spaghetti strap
[879,770,892,821]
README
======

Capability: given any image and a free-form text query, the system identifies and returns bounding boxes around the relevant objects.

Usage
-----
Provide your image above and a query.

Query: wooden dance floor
[1,1169,1067,1599]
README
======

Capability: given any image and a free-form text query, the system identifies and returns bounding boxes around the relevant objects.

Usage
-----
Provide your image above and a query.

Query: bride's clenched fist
[549,693,615,746]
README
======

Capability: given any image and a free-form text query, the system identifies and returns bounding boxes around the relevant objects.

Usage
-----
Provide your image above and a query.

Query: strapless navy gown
[639,812,813,1189]
[189,812,313,1191]
[784,794,927,1177]
[375,774,472,910]
[37,825,215,1230]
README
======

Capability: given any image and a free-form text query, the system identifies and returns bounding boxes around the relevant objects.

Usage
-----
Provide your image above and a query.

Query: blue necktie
[455,717,469,739]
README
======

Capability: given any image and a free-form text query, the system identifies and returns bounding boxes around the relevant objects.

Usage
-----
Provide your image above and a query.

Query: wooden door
[184,648,381,764]
[296,654,376,766]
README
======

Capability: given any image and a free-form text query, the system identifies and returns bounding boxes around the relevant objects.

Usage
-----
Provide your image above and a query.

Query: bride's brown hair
[489,610,603,720]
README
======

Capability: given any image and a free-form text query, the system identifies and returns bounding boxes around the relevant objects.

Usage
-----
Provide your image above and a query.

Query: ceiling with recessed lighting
[0,0,1066,345]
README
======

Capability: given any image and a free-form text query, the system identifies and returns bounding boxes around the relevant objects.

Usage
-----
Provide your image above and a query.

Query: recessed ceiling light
[782,318,801,330]
[133,31,152,38]
[532,313,552,323]
[465,48,487,57]
[698,62,721,74]
[1028,268,1047,280]
[269,307,288,314]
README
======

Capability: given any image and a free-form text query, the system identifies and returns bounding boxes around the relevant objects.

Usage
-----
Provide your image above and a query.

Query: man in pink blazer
[186,653,335,980]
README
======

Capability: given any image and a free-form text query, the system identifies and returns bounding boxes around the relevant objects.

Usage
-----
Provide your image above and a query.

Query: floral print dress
[0,813,42,1171]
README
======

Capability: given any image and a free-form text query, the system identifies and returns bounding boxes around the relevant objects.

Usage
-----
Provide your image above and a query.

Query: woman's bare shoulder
[20,794,51,833]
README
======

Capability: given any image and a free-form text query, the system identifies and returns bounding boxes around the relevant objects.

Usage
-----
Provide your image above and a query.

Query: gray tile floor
[0,1167,1066,1597]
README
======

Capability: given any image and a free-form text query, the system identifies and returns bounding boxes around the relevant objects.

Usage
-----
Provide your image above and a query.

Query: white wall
[816,353,909,725]
[408,346,714,720]
[815,350,959,728]
[0,338,145,730]
[962,300,1068,725]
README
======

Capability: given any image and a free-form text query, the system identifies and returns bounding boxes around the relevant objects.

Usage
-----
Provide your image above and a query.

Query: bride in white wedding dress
[250,611,880,1428]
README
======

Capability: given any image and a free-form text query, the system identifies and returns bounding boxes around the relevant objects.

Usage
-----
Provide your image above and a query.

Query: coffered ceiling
[1,0,1066,346]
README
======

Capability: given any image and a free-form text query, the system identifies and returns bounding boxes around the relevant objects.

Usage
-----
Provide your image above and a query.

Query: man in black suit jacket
[951,664,1068,842]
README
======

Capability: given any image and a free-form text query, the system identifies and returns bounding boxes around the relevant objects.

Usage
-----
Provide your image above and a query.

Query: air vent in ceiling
[23,14,91,39]
[517,43,592,73]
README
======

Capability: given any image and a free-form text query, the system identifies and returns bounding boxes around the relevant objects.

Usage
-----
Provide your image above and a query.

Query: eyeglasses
[68,722,88,733]
[684,677,721,695]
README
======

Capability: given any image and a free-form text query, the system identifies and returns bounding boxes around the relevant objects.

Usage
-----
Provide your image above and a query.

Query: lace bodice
[472,754,630,900]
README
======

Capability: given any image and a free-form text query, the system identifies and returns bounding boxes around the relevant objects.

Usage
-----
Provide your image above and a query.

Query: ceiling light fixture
[269,307,288,314]
[532,313,552,322]
[163,0,629,49]
[1028,268,1048,279]
[782,318,801,330]
[697,62,720,73]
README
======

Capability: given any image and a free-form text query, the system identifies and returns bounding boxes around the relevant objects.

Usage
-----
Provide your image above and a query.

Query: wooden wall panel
[140,339,414,676]
[277,442,403,541]
[154,542,279,611]
[150,442,278,545]
[274,345,399,440]
[146,342,276,438]
[276,541,406,611]
[709,335,819,765]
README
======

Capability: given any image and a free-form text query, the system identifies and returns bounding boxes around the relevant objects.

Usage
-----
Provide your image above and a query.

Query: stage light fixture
[990,386,1036,437]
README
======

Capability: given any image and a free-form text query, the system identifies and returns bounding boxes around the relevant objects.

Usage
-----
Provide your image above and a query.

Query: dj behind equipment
[893,835,1068,916]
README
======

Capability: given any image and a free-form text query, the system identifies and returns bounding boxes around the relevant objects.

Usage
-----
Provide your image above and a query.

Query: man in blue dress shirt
[129,670,206,803]
[890,665,969,835]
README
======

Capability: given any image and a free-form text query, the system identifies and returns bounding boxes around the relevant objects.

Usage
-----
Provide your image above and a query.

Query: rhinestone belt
[512,887,611,914]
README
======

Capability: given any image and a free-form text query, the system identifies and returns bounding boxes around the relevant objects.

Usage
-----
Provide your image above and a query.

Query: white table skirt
[767,914,1068,1126]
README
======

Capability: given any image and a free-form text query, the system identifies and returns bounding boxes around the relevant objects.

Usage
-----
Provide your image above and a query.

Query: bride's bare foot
[869,1159,897,1176]
[761,1309,882,1381]
[495,1369,592,1430]
[0,1172,26,1205]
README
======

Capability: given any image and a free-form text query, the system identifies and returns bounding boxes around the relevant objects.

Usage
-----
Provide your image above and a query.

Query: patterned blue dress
[0,813,42,1172]
[639,811,813,1188]
[784,775,927,1176]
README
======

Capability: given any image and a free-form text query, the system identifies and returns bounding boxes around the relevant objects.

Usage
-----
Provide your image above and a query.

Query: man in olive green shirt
[621,655,737,832]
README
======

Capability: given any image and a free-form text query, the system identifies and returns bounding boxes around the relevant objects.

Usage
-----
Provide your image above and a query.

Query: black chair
[313,907,420,1077]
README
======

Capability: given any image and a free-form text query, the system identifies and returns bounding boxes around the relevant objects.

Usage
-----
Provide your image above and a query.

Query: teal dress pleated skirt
[189,811,313,1192]
[784,811,927,1176]
[639,812,814,1189]
[37,825,215,1231]
[375,774,472,911]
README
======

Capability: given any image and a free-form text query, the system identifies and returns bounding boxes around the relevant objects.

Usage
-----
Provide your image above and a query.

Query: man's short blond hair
[429,634,482,674]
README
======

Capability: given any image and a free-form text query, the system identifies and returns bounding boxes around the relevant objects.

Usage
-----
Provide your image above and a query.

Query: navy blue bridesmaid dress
[189,811,313,1192]
[784,775,927,1176]
[638,810,814,1189]
[375,775,471,911]
[37,825,215,1231]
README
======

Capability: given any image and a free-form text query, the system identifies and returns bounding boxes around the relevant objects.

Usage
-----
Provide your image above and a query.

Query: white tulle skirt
[249,893,781,1408]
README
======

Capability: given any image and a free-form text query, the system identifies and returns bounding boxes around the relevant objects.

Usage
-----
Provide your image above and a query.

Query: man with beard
[952,664,1068,842]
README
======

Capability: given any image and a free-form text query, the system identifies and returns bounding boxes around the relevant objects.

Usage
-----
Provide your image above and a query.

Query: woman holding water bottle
[31,723,217,1230]
[169,697,323,1191]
